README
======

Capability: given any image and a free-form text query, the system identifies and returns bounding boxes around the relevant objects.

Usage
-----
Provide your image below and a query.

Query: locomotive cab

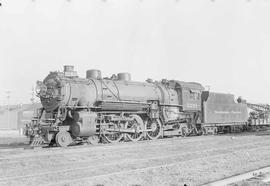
[173,81,203,112]
[158,80,204,137]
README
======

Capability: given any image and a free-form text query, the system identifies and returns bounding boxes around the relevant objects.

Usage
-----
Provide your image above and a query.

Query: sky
[1,0,270,105]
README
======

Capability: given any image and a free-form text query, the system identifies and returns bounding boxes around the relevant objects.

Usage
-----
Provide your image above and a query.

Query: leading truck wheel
[55,131,72,147]
[146,119,162,140]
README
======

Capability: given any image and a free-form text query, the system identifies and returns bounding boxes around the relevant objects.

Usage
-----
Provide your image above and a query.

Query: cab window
[189,90,200,100]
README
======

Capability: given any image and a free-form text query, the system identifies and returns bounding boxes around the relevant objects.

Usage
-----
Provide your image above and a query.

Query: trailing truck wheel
[55,131,72,147]
[202,127,207,135]
[196,128,203,136]
[181,127,188,137]
[146,119,162,140]
[214,127,218,134]
[125,115,144,142]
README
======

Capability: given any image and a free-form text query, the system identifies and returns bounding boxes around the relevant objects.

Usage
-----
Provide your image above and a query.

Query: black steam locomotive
[25,66,256,147]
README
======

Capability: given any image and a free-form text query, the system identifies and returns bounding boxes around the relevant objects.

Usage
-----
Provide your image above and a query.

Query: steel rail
[201,166,270,186]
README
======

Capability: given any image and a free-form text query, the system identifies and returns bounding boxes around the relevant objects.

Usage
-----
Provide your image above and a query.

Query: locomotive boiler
[25,65,205,146]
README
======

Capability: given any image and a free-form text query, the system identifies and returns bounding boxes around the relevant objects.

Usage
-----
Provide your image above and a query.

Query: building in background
[0,103,41,131]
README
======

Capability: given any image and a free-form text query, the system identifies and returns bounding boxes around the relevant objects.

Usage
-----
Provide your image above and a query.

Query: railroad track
[45,145,270,186]
[0,135,268,166]
[202,166,270,186]
[0,139,267,169]
[0,140,267,173]
[0,135,236,161]
[0,130,265,152]
[1,134,270,185]
[1,141,270,185]
[0,133,268,161]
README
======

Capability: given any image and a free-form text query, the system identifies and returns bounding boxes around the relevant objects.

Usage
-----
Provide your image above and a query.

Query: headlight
[36,81,47,97]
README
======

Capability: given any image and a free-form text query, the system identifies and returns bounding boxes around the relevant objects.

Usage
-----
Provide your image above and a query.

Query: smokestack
[64,65,74,72]
[63,65,77,77]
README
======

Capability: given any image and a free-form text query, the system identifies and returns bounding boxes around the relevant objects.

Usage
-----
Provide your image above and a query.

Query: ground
[1,132,270,186]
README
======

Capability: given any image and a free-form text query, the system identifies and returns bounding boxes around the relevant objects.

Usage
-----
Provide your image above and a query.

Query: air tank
[86,69,102,79]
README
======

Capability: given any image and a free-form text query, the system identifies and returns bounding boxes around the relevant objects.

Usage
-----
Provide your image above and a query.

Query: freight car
[24,66,250,147]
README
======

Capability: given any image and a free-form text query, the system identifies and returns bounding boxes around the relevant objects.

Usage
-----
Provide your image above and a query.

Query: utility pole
[6,91,11,128]
[205,85,211,91]
[30,85,35,104]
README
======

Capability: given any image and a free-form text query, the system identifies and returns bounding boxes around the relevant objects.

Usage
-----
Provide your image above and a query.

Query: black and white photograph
[1,0,270,185]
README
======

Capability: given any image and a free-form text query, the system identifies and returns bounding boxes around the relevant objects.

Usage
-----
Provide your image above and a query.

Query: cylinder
[117,73,131,81]
[64,65,74,72]
[69,112,97,137]
[86,69,102,79]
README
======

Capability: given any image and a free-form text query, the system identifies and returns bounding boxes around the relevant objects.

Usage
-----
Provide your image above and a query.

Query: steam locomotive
[25,66,260,147]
